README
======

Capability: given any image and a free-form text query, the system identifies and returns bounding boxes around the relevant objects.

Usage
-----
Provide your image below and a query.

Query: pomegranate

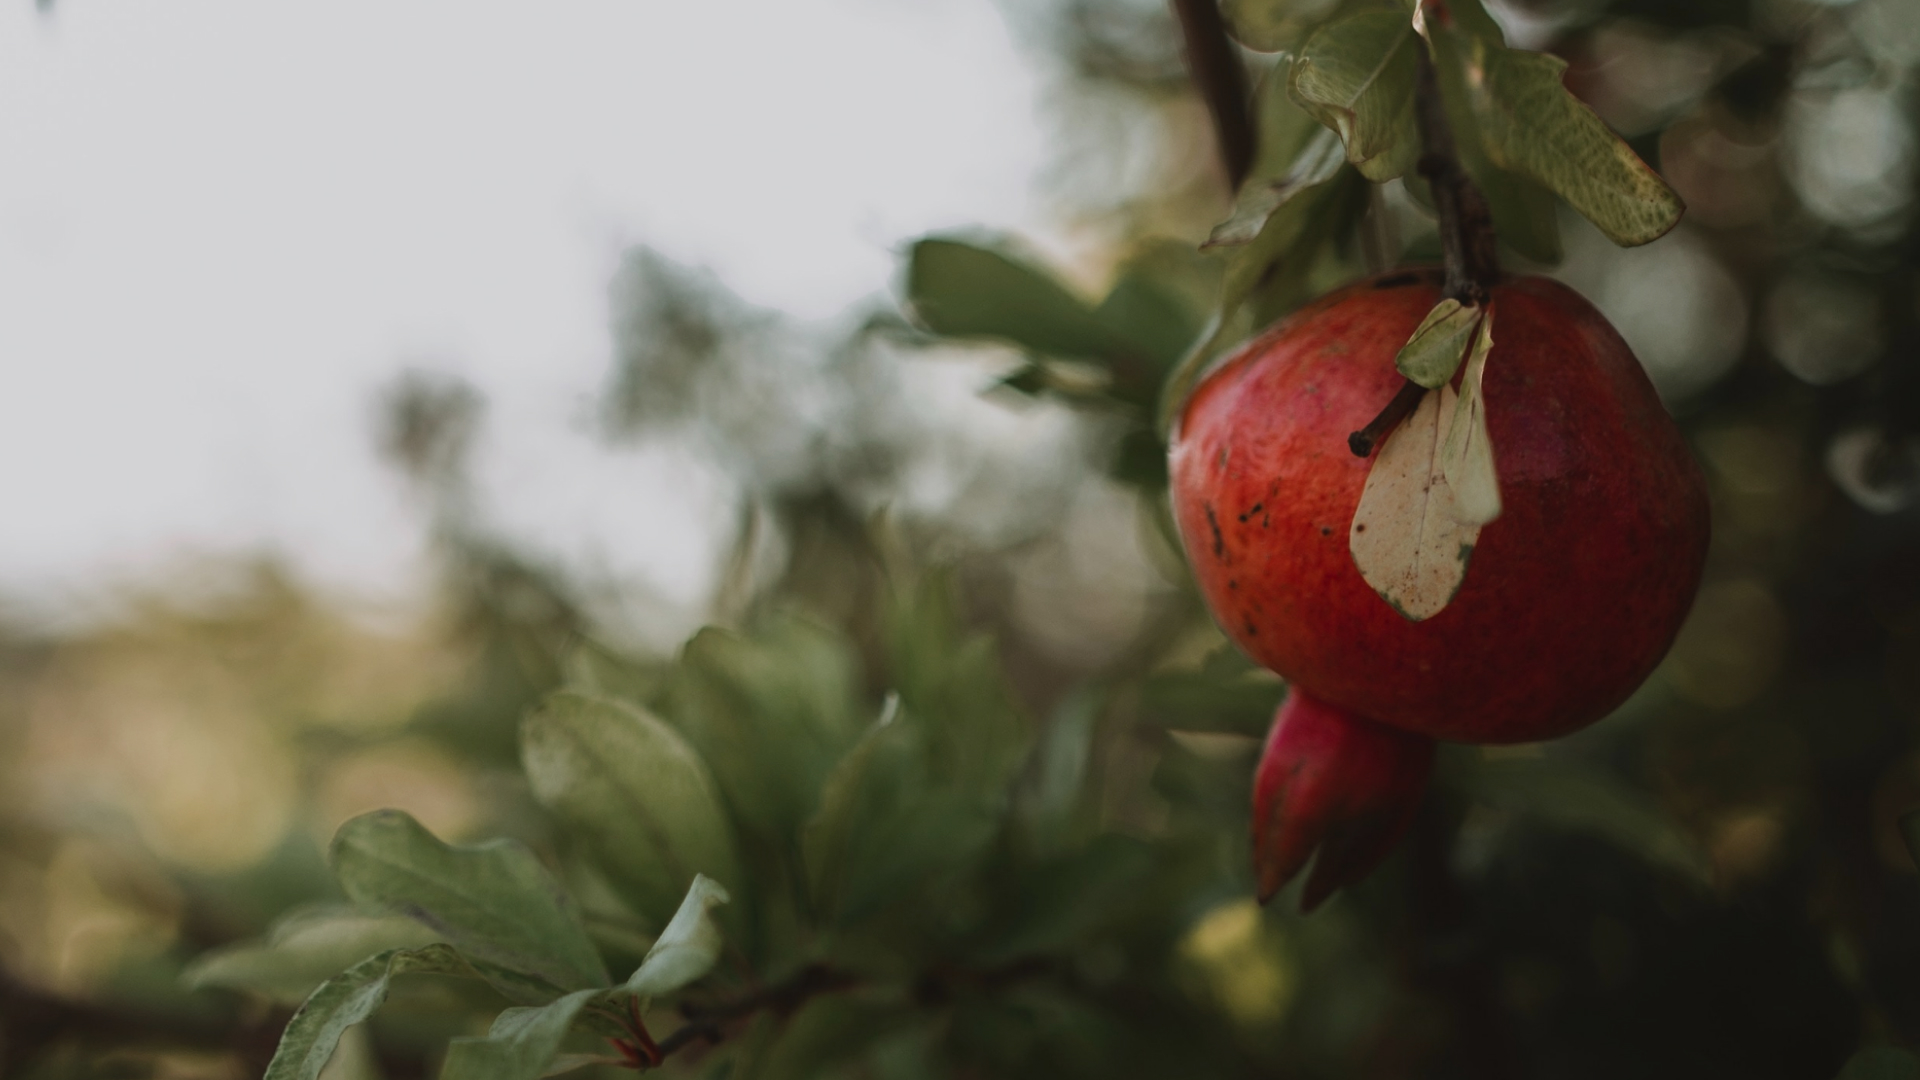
[1168,268,1709,908]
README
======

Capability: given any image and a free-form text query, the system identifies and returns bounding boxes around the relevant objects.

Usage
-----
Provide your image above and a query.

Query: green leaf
[883,574,1032,791]
[1205,128,1348,250]
[331,811,608,991]
[802,697,999,923]
[1432,0,1507,47]
[624,874,731,997]
[1838,1047,1920,1080]
[1024,687,1105,854]
[970,836,1155,964]
[661,619,864,844]
[438,989,601,1080]
[1089,251,1211,373]
[743,994,927,1080]
[1392,299,1482,388]
[1246,50,1327,182]
[1139,669,1283,737]
[1477,166,1564,265]
[1220,0,1325,53]
[1289,11,1421,182]
[264,945,549,1080]
[1463,755,1706,881]
[801,697,903,911]
[904,238,1123,360]
[185,905,441,1004]
[1443,31,1683,246]
[1439,308,1501,526]
[522,691,742,928]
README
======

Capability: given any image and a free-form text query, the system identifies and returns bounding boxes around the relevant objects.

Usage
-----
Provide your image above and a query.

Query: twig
[1170,0,1256,190]
[1349,379,1428,457]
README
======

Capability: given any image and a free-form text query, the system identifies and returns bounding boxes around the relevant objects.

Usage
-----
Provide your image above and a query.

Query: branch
[1412,39,1500,304]
[1348,17,1501,457]
[1170,0,1256,190]
[631,959,1057,1069]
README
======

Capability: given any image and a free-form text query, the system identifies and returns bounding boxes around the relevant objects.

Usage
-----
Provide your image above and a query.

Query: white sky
[0,0,1045,620]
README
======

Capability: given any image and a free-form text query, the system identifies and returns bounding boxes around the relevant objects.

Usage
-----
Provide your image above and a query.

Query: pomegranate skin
[1252,691,1434,909]
[1170,270,1709,744]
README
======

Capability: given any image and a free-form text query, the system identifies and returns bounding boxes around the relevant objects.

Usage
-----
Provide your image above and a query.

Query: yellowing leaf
[1349,386,1483,621]
[1440,306,1501,525]
[1393,299,1482,388]
[1288,12,1422,182]
[1457,38,1684,247]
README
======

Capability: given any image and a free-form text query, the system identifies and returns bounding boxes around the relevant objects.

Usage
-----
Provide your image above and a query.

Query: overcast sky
[0,0,1045,621]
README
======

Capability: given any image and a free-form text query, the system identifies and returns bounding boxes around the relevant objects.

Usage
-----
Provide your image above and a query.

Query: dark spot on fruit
[1206,505,1226,560]
[1321,526,1332,536]
[1243,616,1259,637]
[1238,501,1264,524]
[1372,272,1421,289]
[1228,579,1239,590]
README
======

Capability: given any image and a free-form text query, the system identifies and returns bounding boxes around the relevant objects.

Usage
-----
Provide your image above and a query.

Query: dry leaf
[1440,306,1501,526]
[1350,386,1483,621]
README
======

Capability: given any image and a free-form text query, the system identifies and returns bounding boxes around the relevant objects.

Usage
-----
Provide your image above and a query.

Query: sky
[0,0,1046,622]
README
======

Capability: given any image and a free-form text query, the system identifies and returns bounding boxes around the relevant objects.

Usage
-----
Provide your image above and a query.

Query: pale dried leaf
[1440,307,1501,525]
[1393,299,1481,388]
[1350,387,1483,621]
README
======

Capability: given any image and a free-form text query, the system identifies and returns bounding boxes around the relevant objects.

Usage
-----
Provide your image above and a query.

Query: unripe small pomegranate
[1169,269,1709,908]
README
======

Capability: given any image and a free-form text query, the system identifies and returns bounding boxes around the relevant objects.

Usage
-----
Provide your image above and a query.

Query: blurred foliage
[7,0,1920,1077]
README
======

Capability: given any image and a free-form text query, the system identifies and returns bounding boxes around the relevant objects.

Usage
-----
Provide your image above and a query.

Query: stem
[1413,43,1500,304]
[1170,0,1256,190]
[1348,14,1501,457]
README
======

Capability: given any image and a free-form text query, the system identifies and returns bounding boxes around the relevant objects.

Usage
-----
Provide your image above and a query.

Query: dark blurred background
[4,0,1920,1076]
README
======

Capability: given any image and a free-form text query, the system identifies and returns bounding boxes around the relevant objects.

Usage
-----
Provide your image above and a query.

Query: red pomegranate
[1168,269,1709,909]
